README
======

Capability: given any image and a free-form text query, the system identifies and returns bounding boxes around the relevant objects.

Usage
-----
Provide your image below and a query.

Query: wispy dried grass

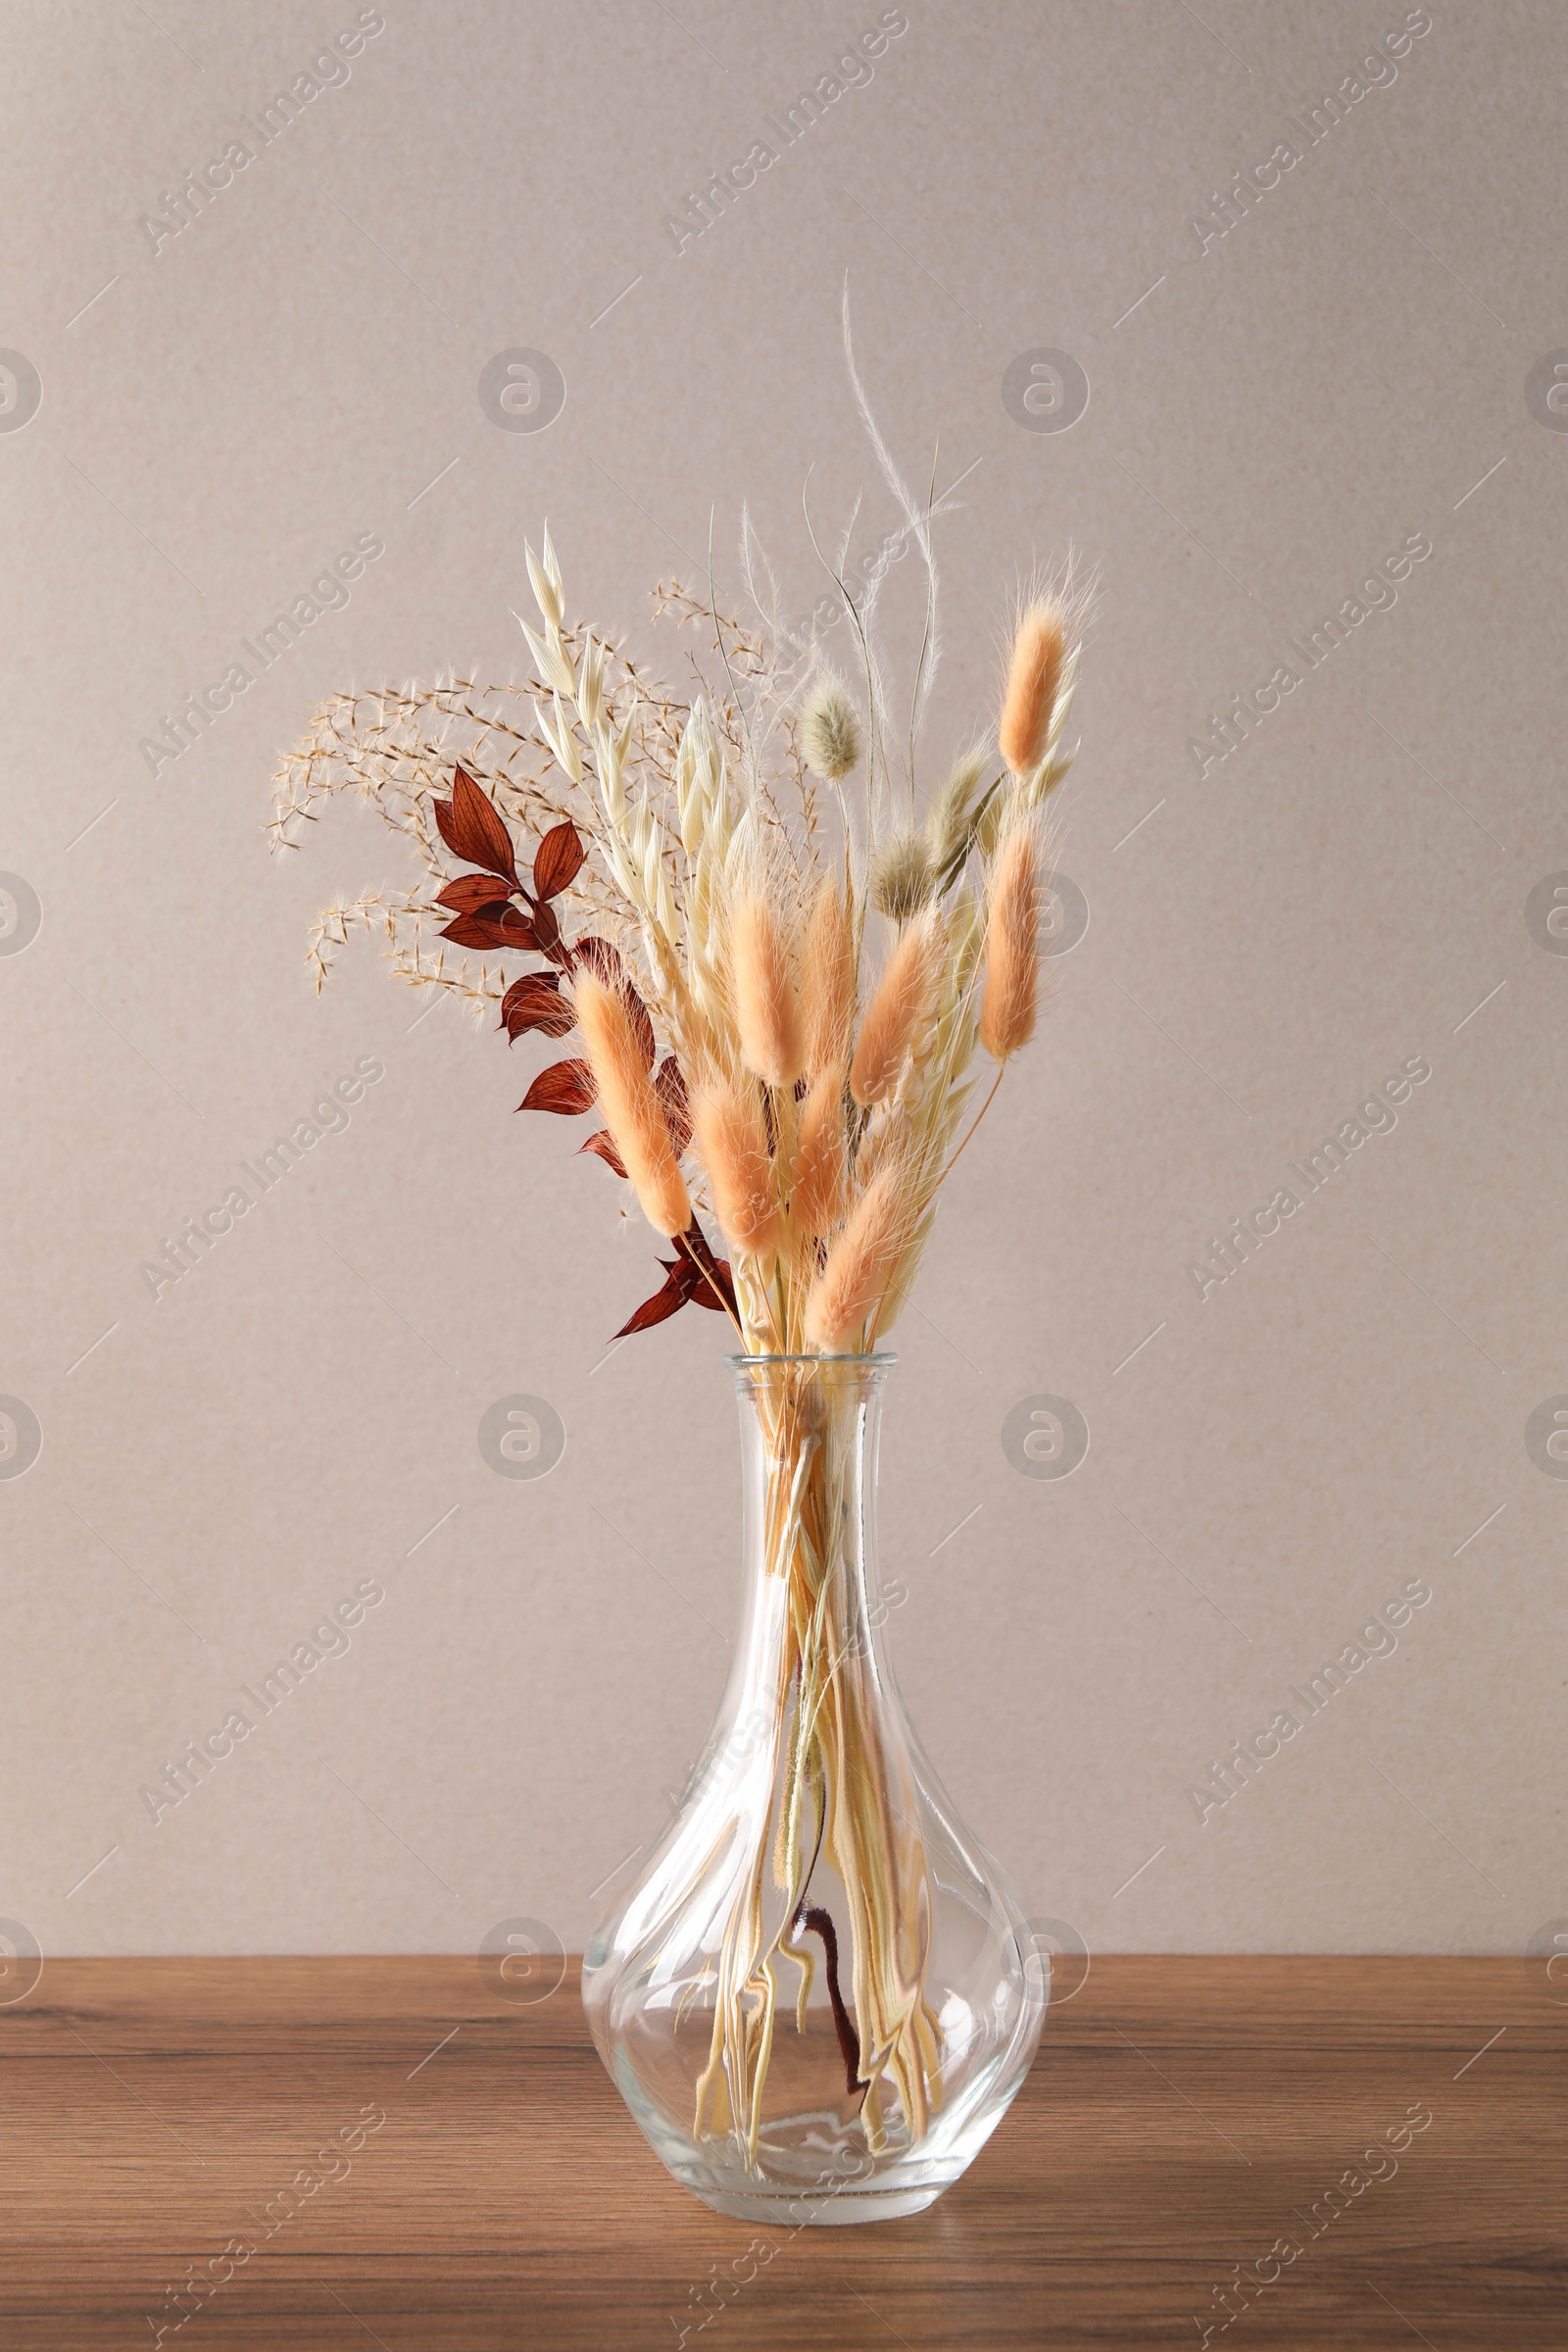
[869,831,935,922]
[789,1062,848,1248]
[270,517,1086,1355]
[1000,601,1067,776]
[799,880,855,1078]
[731,893,804,1089]
[693,1075,780,1260]
[850,906,947,1109]
[804,1158,914,1351]
[575,973,690,1237]
[799,679,862,780]
[979,820,1044,1062]
[925,747,989,871]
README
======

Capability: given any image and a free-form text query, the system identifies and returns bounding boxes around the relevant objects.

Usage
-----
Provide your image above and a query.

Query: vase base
[684,2180,948,2227]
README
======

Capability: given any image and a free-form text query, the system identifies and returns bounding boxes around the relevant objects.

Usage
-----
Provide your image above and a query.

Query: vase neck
[730,1358,895,1685]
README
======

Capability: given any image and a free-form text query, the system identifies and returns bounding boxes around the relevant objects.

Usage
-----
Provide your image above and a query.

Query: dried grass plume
[800,880,855,1078]
[978,820,1042,1062]
[925,749,988,871]
[732,894,804,1089]
[693,1076,781,1259]
[574,973,691,1237]
[789,1063,847,1248]
[999,601,1067,776]
[800,680,862,780]
[804,1159,910,1350]
[850,906,946,1108]
[870,832,935,923]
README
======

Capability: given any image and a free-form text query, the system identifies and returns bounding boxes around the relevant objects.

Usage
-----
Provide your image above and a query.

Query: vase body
[582,1355,1046,2224]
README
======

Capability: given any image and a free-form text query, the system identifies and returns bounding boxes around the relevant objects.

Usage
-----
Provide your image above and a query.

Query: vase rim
[723,1350,898,1367]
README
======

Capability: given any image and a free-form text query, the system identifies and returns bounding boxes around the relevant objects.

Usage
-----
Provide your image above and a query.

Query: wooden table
[0,1958,1562,2347]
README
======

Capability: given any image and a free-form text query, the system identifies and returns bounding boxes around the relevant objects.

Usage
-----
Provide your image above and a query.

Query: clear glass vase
[582,1353,1046,2224]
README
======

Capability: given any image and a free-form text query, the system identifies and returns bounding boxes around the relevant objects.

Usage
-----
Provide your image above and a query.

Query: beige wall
[2,0,1563,1966]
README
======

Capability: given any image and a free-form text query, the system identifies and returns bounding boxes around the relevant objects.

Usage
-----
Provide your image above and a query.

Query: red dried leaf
[432,766,519,886]
[531,898,563,956]
[501,973,574,1041]
[578,1128,628,1178]
[677,1224,738,1320]
[689,1253,733,1312]
[518,1058,596,1115]
[440,908,539,953]
[534,820,586,901]
[654,1056,692,1151]
[614,1256,701,1339]
[500,907,541,950]
[570,936,624,985]
[436,873,514,916]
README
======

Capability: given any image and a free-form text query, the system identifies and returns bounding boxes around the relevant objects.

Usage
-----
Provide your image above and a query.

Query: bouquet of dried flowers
[272,381,1087,2161]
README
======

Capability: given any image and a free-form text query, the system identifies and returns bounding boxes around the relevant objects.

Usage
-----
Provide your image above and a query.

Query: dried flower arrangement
[271,358,1088,2172]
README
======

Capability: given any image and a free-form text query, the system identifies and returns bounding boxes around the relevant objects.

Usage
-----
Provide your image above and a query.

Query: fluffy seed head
[870,832,935,923]
[925,749,989,870]
[800,881,855,1077]
[800,681,862,780]
[850,906,946,1109]
[1000,601,1068,776]
[731,892,803,1088]
[804,1160,910,1351]
[978,822,1042,1062]
[692,1076,780,1260]
[973,784,1007,860]
[573,974,691,1236]
[788,1063,847,1246]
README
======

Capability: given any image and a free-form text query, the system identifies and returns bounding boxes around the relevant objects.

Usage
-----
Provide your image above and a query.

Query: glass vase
[582,1353,1046,2224]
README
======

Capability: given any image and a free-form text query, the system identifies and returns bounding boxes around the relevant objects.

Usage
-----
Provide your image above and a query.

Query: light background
[2,0,1562,1961]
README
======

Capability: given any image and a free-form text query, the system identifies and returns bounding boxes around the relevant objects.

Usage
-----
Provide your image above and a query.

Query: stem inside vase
[692,1354,944,2166]
[582,1348,1045,2224]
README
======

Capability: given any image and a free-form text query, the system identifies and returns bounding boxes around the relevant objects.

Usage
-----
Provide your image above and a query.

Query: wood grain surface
[0,1957,1562,2347]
